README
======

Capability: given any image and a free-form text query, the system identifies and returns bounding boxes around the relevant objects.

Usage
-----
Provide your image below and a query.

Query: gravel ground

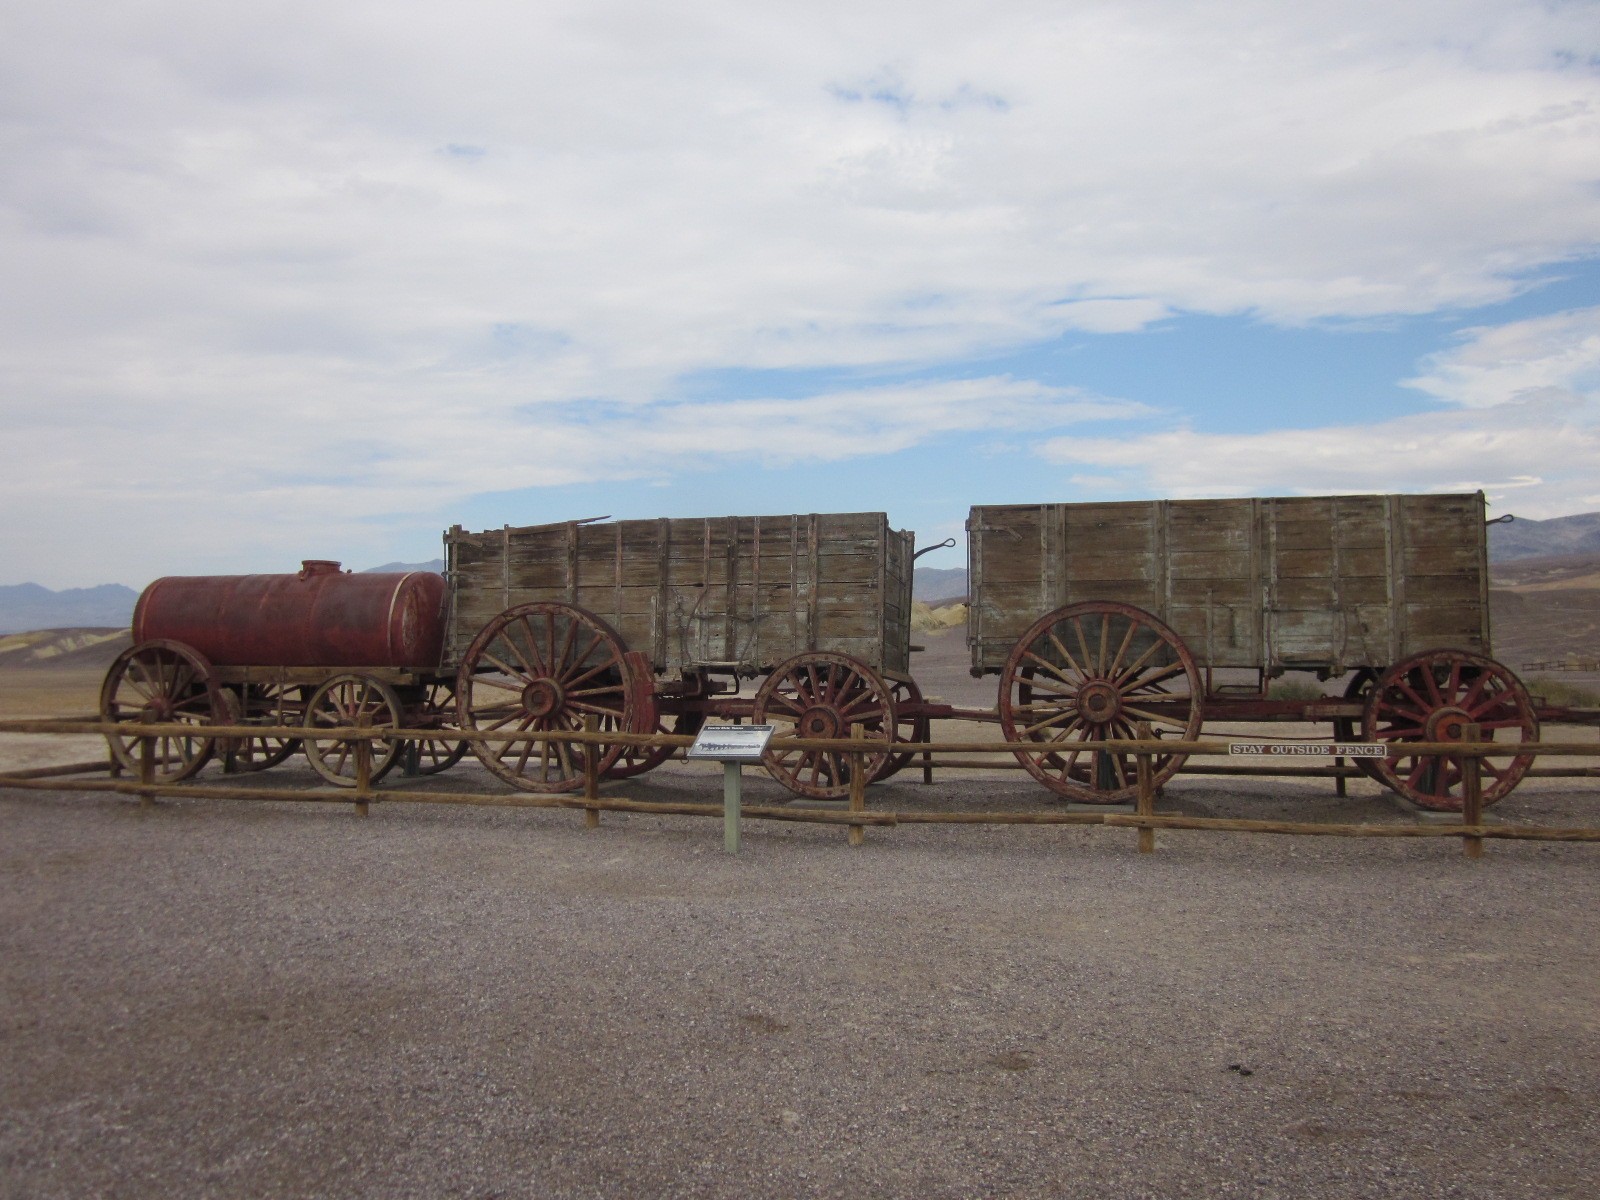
[3,753,1599,1200]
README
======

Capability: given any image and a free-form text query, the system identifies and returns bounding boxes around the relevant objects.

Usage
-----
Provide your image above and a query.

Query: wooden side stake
[583,713,600,827]
[1334,753,1347,798]
[848,723,867,847]
[1461,722,1483,859]
[1135,721,1155,853]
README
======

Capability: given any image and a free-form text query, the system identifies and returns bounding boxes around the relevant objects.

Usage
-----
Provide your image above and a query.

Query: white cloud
[1039,400,1600,518]
[1,1,1598,581]
[1405,305,1600,407]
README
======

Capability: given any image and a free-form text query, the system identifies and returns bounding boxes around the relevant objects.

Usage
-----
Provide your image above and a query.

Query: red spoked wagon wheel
[602,704,705,780]
[398,680,469,776]
[1331,669,1383,783]
[302,674,404,787]
[100,640,231,782]
[455,602,638,792]
[998,601,1202,804]
[226,681,305,773]
[871,675,928,783]
[753,652,895,801]
[1362,649,1538,812]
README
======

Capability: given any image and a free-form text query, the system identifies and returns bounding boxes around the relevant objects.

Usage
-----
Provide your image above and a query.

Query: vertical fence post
[1334,752,1348,798]
[583,713,601,828]
[137,711,156,810]
[353,733,371,818]
[1135,722,1155,854]
[848,724,867,847]
[1461,722,1483,859]
[921,718,934,786]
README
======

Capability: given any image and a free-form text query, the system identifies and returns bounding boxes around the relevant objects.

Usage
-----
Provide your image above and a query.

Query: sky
[2,0,1598,588]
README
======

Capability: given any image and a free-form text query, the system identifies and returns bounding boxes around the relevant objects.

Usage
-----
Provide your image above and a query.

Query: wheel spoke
[1120,704,1188,729]
[1421,668,1444,708]
[478,650,530,685]
[1458,671,1492,712]
[1022,706,1077,737]
[1071,618,1095,679]
[1045,629,1088,678]
[1110,638,1165,690]
[551,615,580,679]
[1021,648,1079,688]
[1119,661,1189,696]
[1106,618,1137,679]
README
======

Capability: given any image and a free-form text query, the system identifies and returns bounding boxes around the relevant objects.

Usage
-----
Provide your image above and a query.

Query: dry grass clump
[1525,676,1600,707]
[1267,676,1326,702]
[911,601,967,633]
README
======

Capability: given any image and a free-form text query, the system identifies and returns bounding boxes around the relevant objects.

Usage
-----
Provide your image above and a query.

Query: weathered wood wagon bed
[966,492,1540,810]
[444,513,918,798]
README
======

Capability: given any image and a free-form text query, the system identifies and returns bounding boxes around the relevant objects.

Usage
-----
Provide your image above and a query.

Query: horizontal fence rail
[2,716,1597,858]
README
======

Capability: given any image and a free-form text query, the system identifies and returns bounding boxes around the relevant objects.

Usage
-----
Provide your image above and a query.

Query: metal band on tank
[386,573,419,664]
[131,578,167,644]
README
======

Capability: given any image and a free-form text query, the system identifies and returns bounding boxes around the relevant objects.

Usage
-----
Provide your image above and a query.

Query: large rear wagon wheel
[754,652,895,801]
[998,602,1202,804]
[1362,649,1537,812]
[100,640,231,782]
[455,602,637,792]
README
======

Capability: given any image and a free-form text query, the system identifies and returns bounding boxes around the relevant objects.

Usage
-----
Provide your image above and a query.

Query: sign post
[686,724,775,854]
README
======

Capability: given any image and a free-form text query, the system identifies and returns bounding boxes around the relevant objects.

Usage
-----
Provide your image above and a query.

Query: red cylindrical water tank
[132,561,447,669]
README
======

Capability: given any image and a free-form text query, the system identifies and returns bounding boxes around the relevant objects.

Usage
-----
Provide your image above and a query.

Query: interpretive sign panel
[687,724,775,762]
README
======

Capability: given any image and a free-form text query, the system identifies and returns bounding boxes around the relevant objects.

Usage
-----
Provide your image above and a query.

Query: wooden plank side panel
[1167,605,1255,668]
[1405,604,1490,652]
[968,507,1048,583]
[447,512,903,675]
[1166,500,1257,555]
[1392,493,1490,659]
[881,527,914,675]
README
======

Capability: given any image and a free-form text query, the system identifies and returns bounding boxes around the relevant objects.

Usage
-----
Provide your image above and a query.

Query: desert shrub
[1525,677,1600,707]
[1267,677,1326,702]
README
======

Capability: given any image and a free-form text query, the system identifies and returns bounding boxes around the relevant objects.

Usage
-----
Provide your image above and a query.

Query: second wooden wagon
[445,512,922,798]
[966,492,1538,811]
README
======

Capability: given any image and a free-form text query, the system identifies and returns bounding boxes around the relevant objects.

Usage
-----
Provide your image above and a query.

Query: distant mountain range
[914,567,969,602]
[0,583,140,635]
[1,513,1592,635]
[1487,511,1600,561]
[363,559,444,574]
[0,560,447,635]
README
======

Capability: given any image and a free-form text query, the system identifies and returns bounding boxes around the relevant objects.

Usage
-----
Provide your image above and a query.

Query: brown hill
[1490,552,1600,591]
[0,628,131,670]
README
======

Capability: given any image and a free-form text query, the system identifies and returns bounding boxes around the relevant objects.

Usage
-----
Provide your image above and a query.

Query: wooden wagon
[966,492,1538,810]
[444,512,920,798]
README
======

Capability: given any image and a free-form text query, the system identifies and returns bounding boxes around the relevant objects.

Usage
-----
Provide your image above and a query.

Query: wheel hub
[1077,680,1121,725]
[522,678,565,719]
[799,706,842,739]
[1423,706,1472,742]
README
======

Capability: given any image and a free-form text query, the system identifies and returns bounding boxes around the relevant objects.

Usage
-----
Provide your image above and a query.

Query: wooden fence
[2,717,1598,859]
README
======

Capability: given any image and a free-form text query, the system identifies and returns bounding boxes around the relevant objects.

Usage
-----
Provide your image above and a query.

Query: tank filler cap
[299,559,343,578]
